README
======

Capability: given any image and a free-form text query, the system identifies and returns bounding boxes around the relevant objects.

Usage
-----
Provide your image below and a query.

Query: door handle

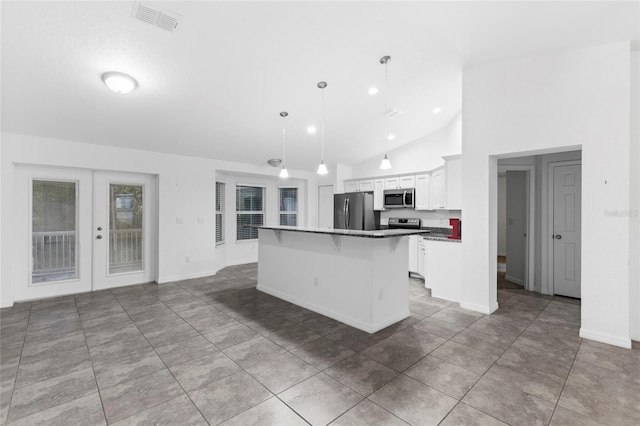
[96,235,103,240]
[344,198,348,229]
[346,198,350,228]
[402,190,407,208]
[97,226,102,231]
[554,234,562,239]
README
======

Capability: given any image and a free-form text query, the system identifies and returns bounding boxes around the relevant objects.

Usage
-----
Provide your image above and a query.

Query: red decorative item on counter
[448,218,461,240]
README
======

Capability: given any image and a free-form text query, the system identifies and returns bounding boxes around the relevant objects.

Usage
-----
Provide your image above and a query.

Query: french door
[15,166,156,301]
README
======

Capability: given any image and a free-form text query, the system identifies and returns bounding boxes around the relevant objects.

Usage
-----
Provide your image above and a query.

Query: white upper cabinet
[384,177,399,189]
[344,181,359,192]
[415,173,431,210]
[430,167,446,209]
[444,155,462,210]
[373,179,385,210]
[358,179,374,192]
[398,175,416,188]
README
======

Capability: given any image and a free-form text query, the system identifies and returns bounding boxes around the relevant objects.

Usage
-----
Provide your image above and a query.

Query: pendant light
[379,55,392,170]
[279,111,289,178]
[317,81,329,175]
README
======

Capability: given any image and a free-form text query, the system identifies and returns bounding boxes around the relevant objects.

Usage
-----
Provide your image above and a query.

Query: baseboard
[579,327,632,349]
[0,299,14,308]
[257,284,409,334]
[157,269,219,284]
[497,252,506,257]
[459,300,498,315]
[505,275,525,286]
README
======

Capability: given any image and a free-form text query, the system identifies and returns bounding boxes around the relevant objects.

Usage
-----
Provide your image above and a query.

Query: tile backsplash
[380,209,461,228]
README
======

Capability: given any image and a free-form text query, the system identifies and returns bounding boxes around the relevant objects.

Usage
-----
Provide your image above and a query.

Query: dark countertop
[257,226,430,239]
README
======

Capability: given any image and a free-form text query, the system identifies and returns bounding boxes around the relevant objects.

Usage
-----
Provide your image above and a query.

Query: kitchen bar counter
[256,226,414,333]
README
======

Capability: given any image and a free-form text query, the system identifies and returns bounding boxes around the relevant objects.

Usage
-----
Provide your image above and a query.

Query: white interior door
[93,172,156,290]
[318,185,334,228]
[15,166,93,301]
[552,164,582,298]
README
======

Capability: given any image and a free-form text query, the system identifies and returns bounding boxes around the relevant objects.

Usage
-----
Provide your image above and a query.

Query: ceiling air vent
[384,108,404,119]
[133,2,181,31]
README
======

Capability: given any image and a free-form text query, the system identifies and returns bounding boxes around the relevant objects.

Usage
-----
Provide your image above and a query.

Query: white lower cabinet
[425,240,461,301]
[408,236,418,274]
[417,237,426,277]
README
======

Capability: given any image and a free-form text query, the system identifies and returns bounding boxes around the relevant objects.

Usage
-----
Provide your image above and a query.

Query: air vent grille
[384,108,403,119]
[134,3,180,31]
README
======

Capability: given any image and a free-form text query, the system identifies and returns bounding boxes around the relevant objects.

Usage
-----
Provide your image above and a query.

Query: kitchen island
[257,226,427,333]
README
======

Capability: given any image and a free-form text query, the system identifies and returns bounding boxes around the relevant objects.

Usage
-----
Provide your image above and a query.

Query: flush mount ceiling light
[387,134,396,141]
[279,111,289,179]
[267,158,282,167]
[316,81,329,175]
[368,87,379,95]
[101,71,137,94]
[307,126,317,134]
[379,55,392,170]
[432,107,442,114]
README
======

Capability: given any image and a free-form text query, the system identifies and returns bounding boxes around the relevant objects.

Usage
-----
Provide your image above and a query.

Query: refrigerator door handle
[346,198,350,228]
[343,198,348,229]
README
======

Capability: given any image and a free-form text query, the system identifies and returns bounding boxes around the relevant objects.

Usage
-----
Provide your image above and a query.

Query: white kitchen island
[257,226,427,333]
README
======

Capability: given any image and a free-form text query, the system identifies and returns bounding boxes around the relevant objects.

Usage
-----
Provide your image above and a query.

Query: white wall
[351,112,462,179]
[630,50,640,341]
[461,43,633,348]
[0,133,318,307]
[497,176,507,255]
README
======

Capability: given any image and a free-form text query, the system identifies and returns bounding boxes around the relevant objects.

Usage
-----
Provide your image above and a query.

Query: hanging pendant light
[279,111,289,178]
[317,81,329,175]
[379,55,392,170]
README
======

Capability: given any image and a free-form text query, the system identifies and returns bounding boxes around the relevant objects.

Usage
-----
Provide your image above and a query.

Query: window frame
[235,184,265,242]
[215,181,225,246]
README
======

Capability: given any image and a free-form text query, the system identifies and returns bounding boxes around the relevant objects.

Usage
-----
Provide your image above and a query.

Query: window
[236,185,264,240]
[215,182,225,245]
[279,187,298,226]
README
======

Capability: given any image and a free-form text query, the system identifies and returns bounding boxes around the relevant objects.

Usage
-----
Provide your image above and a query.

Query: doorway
[318,184,334,228]
[14,166,157,301]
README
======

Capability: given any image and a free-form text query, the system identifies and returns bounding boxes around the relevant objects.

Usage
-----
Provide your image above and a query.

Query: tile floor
[1,265,638,425]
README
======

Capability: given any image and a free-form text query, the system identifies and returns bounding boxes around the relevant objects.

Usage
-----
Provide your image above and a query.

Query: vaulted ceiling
[2,1,638,171]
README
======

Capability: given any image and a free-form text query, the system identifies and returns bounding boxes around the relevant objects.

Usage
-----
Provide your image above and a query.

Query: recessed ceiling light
[307,126,317,134]
[102,71,137,94]
[387,134,396,141]
[432,107,442,114]
[368,87,379,95]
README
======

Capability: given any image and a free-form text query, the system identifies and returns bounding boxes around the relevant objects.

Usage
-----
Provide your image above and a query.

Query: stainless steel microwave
[383,188,415,209]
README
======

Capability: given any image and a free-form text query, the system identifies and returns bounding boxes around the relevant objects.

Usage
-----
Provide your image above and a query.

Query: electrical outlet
[176,217,184,224]
[197,217,204,224]
[185,256,190,263]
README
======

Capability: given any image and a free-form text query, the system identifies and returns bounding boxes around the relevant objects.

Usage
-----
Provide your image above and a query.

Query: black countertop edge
[257,226,461,241]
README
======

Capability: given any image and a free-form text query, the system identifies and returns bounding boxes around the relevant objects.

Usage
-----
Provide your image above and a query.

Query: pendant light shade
[279,111,289,179]
[380,154,392,170]
[379,55,392,170]
[317,81,329,175]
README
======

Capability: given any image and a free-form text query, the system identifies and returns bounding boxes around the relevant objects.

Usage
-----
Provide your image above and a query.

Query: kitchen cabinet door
[384,177,399,189]
[344,181,359,192]
[430,168,445,209]
[373,179,385,210]
[418,237,426,278]
[399,175,416,189]
[415,174,431,210]
[408,235,418,273]
[358,180,374,192]
[425,240,461,300]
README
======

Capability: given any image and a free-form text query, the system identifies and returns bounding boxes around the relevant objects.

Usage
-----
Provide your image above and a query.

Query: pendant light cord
[321,87,325,161]
[282,115,286,165]
[384,60,389,152]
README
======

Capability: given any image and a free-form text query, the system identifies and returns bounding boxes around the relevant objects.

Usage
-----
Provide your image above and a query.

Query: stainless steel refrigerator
[334,192,380,230]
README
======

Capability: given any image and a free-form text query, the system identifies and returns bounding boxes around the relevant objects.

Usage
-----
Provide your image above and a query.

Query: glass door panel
[32,180,78,283]
[109,184,144,274]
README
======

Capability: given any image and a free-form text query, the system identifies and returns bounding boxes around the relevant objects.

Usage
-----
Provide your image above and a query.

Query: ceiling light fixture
[432,107,442,114]
[101,71,137,94]
[279,111,289,178]
[379,55,392,170]
[368,87,379,95]
[316,81,329,175]
[387,134,396,141]
[307,126,317,134]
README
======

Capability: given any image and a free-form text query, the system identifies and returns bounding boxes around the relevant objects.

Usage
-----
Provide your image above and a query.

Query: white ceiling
[2,1,638,171]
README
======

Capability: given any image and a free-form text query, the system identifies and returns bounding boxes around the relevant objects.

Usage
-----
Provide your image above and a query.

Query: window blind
[236,185,264,240]
[279,187,297,226]
[215,182,225,244]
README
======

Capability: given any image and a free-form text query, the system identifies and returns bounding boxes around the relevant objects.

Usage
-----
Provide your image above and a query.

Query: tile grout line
[3,303,31,424]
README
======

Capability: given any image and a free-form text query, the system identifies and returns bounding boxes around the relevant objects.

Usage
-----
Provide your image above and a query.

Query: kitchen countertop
[257,225,429,239]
